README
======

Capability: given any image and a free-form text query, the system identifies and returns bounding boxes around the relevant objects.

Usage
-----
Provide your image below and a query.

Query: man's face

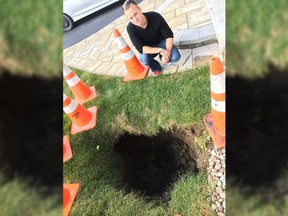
[124,4,145,27]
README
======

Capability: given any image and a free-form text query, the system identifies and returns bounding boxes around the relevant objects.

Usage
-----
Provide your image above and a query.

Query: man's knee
[140,54,150,65]
[170,51,181,63]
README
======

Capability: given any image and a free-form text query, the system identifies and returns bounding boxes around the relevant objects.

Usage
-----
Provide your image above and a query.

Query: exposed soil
[226,65,288,193]
[114,126,211,202]
[0,71,62,190]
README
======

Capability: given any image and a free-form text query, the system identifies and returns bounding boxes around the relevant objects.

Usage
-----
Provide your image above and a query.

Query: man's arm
[165,37,173,52]
[142,45,170,64]
[142,46,161,54]
[142,37,173,53]
[158,13,174,62]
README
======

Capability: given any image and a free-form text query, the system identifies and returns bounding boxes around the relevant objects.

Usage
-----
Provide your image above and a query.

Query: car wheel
[63,14,74,32]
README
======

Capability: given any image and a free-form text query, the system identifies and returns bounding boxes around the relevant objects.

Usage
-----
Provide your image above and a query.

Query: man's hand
[161,49,171,63]
[162,56,169,63]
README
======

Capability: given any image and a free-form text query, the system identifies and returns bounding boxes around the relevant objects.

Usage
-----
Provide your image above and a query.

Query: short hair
[122,0,138,11]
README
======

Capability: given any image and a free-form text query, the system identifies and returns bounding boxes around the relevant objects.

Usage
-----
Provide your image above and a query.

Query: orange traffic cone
[203,56,225,148]
[63,64,96,104]
[63,135,72,163]
[63,183,80,216]
[114,28,149,82]
[63,93,97,135]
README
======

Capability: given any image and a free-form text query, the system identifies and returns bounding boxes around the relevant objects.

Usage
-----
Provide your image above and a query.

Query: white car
[63,0,122,31]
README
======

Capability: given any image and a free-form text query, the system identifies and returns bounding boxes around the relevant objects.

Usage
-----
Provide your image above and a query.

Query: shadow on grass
[0,71,62,192]
[227,64,288,195]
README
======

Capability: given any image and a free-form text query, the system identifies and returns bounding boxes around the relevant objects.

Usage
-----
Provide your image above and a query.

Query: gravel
[207,147,225,215]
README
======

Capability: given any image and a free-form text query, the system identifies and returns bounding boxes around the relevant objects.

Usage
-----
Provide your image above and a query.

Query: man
[123,0,181,76]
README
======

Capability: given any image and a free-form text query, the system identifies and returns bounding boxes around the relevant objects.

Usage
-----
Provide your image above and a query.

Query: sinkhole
[114,128,209,200]
[0,72,62,188]
[227,65,288,190]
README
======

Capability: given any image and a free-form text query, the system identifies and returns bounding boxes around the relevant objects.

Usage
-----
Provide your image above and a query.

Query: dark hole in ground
[114,129,208,202]
[227,65,288,192]
[0,71,62,191]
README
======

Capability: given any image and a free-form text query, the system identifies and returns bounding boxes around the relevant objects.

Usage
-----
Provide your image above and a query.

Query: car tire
[63,14,74,32]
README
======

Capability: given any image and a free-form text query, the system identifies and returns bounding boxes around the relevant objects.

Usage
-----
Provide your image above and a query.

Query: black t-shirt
[127,12,173,53]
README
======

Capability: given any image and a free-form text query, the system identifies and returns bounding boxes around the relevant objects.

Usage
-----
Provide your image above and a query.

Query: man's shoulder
[144,11,161,18]
[127,22,135,31]
[145,11,164,23]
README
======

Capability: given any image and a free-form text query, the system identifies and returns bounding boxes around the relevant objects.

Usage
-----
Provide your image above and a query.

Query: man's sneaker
[153,71,161,76]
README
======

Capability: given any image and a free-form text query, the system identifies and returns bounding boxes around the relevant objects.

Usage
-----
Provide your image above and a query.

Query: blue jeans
[139,39,181,72]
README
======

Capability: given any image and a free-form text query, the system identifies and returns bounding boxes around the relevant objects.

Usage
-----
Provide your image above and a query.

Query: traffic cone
[63,135,72,163]
[63,183,80,216]
[63,64,96,104]
[203,56,225,148]
[63,93,97,135]
[114,28,149,82]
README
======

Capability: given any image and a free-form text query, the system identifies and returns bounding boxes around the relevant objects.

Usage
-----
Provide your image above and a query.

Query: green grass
[226,183,288,216]
[64,67,211,135]
[0,174,61,216]
[226,169,288,216]
[227,0,288,78]
[0,0,62,77]
[64,67,214,215]
[168,173,214,216]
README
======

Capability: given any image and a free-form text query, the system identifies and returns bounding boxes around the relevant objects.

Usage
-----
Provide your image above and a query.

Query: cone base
[63,136,73,163]
[71,106,97,135]
[75,86,96,105]
[203,113,225,148]
[63,183,80,216]
[123,65,149,82]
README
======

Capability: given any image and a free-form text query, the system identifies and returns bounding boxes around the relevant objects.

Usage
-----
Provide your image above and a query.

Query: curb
[173,23,217,49]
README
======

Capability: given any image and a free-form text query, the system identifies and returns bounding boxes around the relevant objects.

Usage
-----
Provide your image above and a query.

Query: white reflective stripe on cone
[63,99,78,114]
[66,75,80,87]
[63,94,67,101]
[210,71,225,94]
[121,50,134,61]
[115,37,127,49]
[211,98,225,112]
[63,65,72,76]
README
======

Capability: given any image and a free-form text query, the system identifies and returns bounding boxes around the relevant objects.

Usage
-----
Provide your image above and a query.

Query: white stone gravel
[207,147,225,215]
